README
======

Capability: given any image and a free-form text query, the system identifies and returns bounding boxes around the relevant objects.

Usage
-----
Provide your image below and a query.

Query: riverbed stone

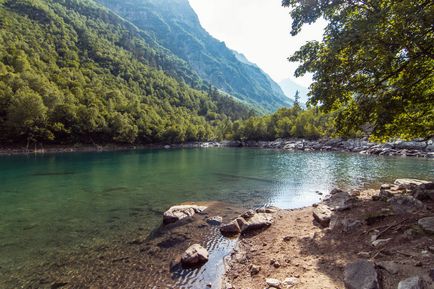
[181,244,209,267]
[206,216,223,225]
[344,260,380,289]
[163,205,207,224]
[313,204,333,227]
[397,276,425,289]
[220,220,241,235]
[418,217,434,234]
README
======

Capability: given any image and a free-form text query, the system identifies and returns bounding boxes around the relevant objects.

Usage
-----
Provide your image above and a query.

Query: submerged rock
[163,205,207,224]
[206,216,223,225]
[344,260,380,289]
[397,276,425,289]
[181,244,209,267]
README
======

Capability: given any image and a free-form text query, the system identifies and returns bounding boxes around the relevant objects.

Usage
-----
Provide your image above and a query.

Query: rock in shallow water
[181,244,209,267]
[344,260,380,289]
[163,205,207,224]
[220,220,241,235]
[206,216,223,225]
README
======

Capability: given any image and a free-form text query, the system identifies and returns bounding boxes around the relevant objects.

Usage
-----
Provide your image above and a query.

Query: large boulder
[163,205,207,224]
[181,244,209,267]
[397,276,425,289]
[418,217,434,234]
[394,179,431,189]
[239,212,273,232]
[388,196,425,213]
[313,204,333,227]
[344,260,380,289]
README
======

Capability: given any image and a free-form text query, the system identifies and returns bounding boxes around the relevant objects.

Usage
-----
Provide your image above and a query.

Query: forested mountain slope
[98,0,293,111]
[0,0,253,145]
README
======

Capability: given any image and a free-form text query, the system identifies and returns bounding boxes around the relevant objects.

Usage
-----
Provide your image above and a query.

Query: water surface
[0,148,432,287]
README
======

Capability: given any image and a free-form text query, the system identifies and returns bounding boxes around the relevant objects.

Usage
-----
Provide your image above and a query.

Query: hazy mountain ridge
[279,78,309,104]
[98,0,293,111]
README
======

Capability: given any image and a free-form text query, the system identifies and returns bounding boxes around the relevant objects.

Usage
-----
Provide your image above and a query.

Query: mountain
[0,0,253,145]
[97,0,293,111]
[279,78,310,104]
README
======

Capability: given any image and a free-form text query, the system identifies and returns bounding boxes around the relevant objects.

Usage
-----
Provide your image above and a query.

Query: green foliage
[98,0,293,112]
[0,0,253,145]
[283,0,434,140]
[229,106,331,141]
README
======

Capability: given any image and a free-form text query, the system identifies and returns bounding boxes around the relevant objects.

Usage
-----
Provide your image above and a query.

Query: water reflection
[0,148,432,287]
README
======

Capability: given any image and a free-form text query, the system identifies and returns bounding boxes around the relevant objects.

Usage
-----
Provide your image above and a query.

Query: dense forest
[0,0,432,147]
[0,0,254,146]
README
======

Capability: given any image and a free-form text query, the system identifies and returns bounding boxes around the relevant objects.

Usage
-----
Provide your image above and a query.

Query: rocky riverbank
[222,138,434,158]
[222,179,434,289]
[1,138,433,158]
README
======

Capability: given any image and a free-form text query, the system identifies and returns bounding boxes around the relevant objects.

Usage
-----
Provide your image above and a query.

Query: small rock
[181,244,209,267]
[163,205,207,224]
[283,235,293,242]
[250,264,261,275]
[283,277,299,287]
[376,261,400,274]
[418,217,434,234]
[273,261,281,268]
[381,184,392,190]
[428,246,434,253]
[397,276,425,289]
[372,238,392,247]
[313,204,333,227]
[265,278,281,288]
[256,207,278,214]
[429,268,434,281]
[357,252,370,258]
[206,216,223,225]
[220,220,241,235]
[344,260,380,289]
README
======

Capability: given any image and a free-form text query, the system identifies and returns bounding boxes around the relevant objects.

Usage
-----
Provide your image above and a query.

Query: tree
[283,0,434,140]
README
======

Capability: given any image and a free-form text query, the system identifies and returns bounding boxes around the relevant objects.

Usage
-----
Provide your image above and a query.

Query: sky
[188,0,326,87]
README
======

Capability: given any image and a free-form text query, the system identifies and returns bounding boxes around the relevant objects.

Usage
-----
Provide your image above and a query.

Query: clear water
[0,148,432,287]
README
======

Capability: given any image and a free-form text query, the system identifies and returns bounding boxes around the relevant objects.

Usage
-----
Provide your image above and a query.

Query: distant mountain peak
[279,78,309,104]
[98,0,293,111]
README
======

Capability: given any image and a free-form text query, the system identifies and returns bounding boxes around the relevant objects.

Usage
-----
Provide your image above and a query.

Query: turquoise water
[0,148,432,287]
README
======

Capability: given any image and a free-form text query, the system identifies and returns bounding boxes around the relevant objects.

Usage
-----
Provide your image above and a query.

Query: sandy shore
[223,181,434,289]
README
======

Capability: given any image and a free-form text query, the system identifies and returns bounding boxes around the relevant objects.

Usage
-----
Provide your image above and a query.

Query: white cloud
[188,0,326,87]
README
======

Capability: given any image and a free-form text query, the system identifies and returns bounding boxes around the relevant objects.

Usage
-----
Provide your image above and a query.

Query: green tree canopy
[283,0,434,140]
